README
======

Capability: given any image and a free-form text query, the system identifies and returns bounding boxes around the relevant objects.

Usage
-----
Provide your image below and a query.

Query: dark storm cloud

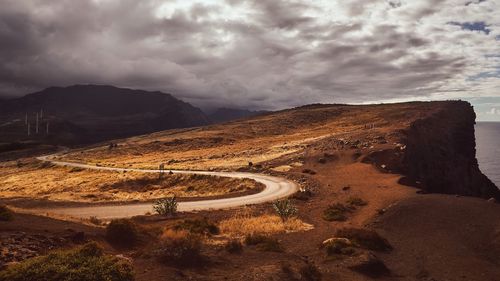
[0,0,498,108]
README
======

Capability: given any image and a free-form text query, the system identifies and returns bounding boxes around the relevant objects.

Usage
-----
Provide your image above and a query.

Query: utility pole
[35,113,39,134]
[27,123,30,136]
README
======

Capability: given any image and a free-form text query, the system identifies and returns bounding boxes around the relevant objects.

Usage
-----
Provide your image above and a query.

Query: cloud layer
[0,0,499,109]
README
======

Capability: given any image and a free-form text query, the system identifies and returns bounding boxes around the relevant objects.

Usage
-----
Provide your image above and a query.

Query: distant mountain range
[208,108,269,123]
[0,85,267,145]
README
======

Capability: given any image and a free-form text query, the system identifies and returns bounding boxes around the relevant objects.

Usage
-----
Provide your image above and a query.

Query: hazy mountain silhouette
[0,85,210,144]
[209,107,269,123]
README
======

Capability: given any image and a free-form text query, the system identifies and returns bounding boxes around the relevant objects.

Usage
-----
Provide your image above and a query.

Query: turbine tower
[35,112,39,134]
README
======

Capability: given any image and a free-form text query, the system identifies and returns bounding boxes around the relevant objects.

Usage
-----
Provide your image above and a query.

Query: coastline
[475,121,500,189]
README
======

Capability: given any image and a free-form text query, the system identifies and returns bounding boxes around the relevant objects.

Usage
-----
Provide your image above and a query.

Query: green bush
[105,219,138,248]
[0,205,13,221]
[322,203,351,221]
[174,218,219,235]
[153,197,177,216]
[0,242,134,281]
[272,199,297,221]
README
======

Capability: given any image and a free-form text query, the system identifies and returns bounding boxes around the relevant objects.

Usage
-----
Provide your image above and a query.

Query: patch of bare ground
[0,211,103,269]
[373,195,500,281]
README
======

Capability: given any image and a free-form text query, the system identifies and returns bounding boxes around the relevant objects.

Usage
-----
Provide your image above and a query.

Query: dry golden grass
[1,103,444,205]
[57,102,441,170]
[161,229,190,240]
[0,161,262,202]
[219,213,313,237]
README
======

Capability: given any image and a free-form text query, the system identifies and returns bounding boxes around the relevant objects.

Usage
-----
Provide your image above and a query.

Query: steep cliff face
[401,101,500,200]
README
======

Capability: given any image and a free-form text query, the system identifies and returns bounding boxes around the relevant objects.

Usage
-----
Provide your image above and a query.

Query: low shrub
[225,239,243,254]
[0,242,134,281]
[302,169,316,175]
[258,238,283,252]
[336,228,392,252]
[272,199,297,221]
[174,217,219,235]
[153,197,178,216]
[244,233,268,245]
[323,238,355,256]
[244,234,283,252]
[299,262,322,281]
[89,216,101,225]
[348,253,390,278]
[219,213,310,236]
[292,189,312,201]
[105,219,138,248]
[0,205,13,221]
[347,197,368,207]
[155,229,204,267]
[322,203,351,221]
[280,263,294,277]
[69,167,84,173]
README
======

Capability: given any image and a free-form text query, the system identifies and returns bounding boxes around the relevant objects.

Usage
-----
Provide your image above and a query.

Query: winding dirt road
[31,154,299,219]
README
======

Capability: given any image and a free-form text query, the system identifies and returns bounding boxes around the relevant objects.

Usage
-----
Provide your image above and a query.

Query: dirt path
[27,154,298,219]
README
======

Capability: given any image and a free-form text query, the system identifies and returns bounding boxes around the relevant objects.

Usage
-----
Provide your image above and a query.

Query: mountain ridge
[0,85,210,144]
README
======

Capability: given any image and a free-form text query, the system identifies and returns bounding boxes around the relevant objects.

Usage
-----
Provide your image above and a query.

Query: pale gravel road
[30,154,299,219]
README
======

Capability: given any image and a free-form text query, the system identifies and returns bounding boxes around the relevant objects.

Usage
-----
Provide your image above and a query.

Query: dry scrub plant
[155,229,204,267]
[153,197,178,216]
[272,199,297,221]
[0,242,134,281]
[219,213,311,237]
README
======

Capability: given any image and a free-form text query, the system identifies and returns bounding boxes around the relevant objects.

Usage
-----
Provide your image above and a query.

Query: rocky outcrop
[401,101,500,200]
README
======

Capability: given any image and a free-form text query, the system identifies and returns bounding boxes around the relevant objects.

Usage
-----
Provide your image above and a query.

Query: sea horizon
[475,121,500,189]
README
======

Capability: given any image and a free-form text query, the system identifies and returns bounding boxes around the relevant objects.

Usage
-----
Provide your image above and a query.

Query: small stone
[322,237,353,247]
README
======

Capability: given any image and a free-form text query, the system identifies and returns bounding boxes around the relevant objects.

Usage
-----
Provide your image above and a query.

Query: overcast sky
[0,0,499,119]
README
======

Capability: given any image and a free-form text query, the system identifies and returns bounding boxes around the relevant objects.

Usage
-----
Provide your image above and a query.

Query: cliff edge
[401,101,500,200]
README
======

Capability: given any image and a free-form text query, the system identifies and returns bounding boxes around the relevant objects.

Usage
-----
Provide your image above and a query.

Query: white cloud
[0,0,499,109]
[486,107,500,115]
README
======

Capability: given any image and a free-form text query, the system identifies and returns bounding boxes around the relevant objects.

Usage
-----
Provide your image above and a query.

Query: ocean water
[475,122,500,188]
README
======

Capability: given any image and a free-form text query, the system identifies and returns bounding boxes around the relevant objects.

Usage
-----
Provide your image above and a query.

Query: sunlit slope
[60,102,443,170]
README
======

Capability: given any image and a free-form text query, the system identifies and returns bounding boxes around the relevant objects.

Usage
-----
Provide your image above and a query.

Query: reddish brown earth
[1,101,499,280]
[374,195,500,281]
